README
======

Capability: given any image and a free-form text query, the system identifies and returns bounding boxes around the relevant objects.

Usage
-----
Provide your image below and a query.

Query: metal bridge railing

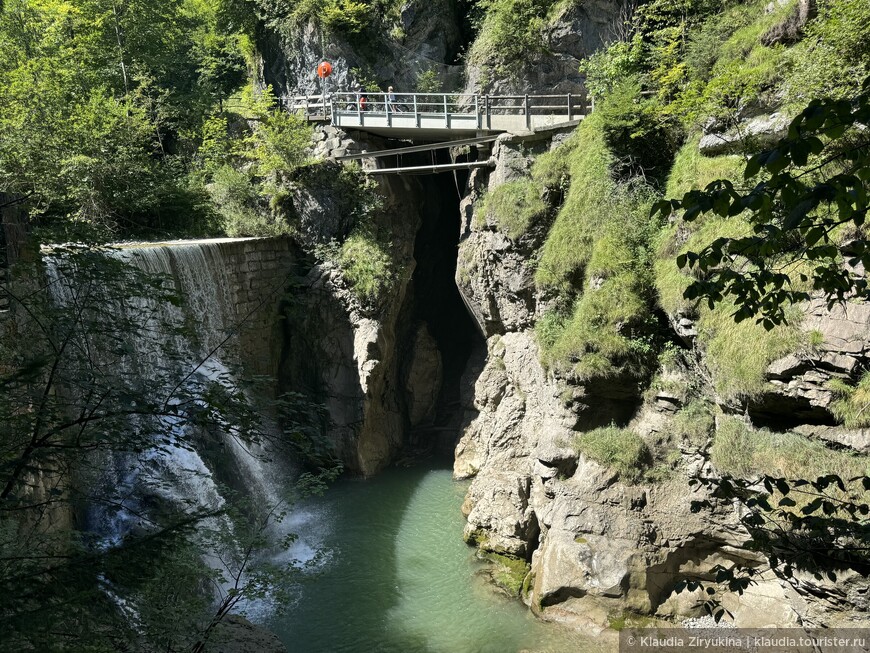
[282,92,592,131]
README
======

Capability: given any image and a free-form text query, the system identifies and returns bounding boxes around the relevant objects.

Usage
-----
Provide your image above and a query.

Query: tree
[0,0,251,236]
[0,245,335,650]
[653,79,870,329]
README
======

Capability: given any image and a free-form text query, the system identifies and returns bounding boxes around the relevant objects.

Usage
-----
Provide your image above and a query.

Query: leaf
[744,154,763,179]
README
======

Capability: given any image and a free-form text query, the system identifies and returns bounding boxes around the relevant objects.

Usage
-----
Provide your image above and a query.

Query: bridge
[284,92,591,141]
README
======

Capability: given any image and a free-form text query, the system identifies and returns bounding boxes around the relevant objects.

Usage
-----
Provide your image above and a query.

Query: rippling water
[267,463,609,653]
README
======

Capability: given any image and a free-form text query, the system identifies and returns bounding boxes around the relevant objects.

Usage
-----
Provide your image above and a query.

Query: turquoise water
[268,463,607,653]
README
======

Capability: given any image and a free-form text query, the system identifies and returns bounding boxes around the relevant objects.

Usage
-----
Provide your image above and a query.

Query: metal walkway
[284,92,590,140]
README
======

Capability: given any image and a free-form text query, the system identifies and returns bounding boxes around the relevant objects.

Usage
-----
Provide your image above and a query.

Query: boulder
[699,113,790,156]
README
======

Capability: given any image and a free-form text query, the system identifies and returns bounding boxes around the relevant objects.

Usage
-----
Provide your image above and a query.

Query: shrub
[784,0,870,105]
[480,179,546,240]
[249,110,313,177]
[573,425,650,483]
[208,165,289,237]
[339,231,394,303]
[595,78,682,187]
[466,0,552,82]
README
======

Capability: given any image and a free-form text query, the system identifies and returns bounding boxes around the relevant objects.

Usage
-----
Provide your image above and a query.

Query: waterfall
[43,239,323,615]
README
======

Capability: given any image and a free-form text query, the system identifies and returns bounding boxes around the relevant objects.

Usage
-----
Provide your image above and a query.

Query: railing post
[475,94,480,129]
[357,93,362,124]
[330,95,335,125]
[524,94,530,130]
[304,95,309,117]
[567,93,572,121]
[485,94,490,130]
[413,94,419,128]
[444,93,449,128]
[591,95,595,114]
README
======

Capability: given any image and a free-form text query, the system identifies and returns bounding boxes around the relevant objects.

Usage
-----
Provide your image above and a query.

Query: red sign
[317,61,333,79]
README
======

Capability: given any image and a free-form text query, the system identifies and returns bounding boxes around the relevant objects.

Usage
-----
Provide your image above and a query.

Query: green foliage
[480,179,547,240]
[653,84,870,329]
[595,78,682,185]
[785,0,870,105]
[247,109,313,177]
[278,0,400,36]
[711,416,865,479]
[533,114,661,381]
[573,425,650,483]
[482,552,530,596]
[338,231,395,303]
[209,164,286,237]
[577,0,838,131]
[699,302,802,400]
[542,272,651,381]
[671,400,715,448]
[535,115,618,288]
[467,0,555,84]
[203,93,313,237]
[664,136,744,199]
[580,35,646,99]
[415,68,443,93]
[830,372,870,428]
[0,0,252,237]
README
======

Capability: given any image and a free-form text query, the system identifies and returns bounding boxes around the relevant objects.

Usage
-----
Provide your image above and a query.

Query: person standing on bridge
[357,84,367,112]
[387,86,400,113]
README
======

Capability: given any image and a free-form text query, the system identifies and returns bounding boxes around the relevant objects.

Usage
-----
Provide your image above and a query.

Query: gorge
[1,0,870,650]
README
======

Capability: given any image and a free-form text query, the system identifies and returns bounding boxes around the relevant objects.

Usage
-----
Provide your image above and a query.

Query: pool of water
[267,462,610,653]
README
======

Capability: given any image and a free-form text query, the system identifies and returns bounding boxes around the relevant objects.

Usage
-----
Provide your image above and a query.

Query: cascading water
[43,239,321,612]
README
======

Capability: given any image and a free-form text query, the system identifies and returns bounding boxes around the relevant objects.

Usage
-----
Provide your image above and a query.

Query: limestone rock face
[463,0,624,96]
[452,126,870,632]
[750,299,870,424]
[279,130,421,476]
[455,135,562,336]
[404,323,443,427]
[699,113,790,156]
[258,0,462,98]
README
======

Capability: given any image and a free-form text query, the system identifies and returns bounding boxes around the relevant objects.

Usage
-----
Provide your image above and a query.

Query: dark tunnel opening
[407,146,485,452]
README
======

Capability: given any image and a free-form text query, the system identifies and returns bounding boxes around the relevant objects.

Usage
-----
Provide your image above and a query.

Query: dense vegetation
[467,0,869,403]
[2,0,870,641]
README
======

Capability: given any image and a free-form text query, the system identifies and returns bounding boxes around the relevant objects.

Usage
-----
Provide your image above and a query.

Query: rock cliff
[453,126,870,631]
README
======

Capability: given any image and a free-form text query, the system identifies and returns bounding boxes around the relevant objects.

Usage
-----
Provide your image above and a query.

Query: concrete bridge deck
[285,92,590,141]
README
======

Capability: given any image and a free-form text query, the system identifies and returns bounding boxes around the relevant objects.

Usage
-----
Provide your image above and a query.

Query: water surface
[268,463,608,653]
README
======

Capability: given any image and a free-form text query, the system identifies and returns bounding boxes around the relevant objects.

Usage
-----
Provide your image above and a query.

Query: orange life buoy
[317,61,333,79]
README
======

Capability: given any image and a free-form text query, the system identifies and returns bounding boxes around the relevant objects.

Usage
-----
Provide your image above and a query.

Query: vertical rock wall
[450,128,870,631]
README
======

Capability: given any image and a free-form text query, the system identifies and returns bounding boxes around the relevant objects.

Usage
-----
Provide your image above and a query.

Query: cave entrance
[407,148,484,453]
